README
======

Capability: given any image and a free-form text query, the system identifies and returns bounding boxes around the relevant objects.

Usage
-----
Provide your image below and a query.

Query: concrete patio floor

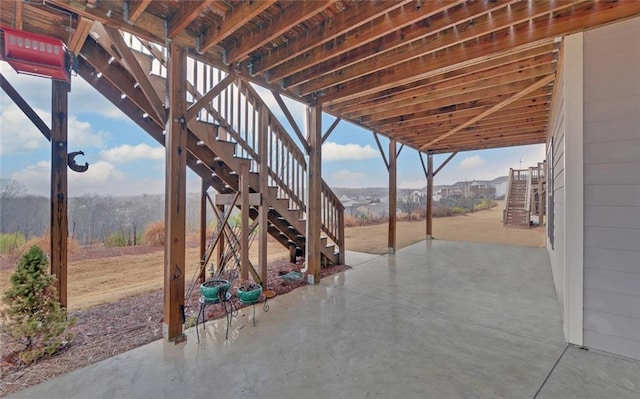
[10,241,640,398]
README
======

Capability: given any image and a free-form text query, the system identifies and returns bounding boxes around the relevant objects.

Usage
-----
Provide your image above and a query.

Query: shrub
[105,231,128,247]
[344,215,358,228]
[0,246,74,365]
[0,233,26,255]
[144,221,165,246]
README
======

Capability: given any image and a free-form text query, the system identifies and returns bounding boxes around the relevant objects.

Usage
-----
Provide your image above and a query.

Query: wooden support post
[199,180,208,282]
[240,162,250,281]
[51,80,69,307]
[163,43,187,342]
[388,139,397,254]
[426,151,434,239]
[258,106,269,287]
[306,104,322,284]
[216,204,225,268]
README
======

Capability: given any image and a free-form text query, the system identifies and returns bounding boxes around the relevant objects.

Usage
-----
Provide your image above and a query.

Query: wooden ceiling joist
[250,0,410,75]
[125,0,152,24]
[332,53,556,115]
[167,0,215,39]
[68,17,94,55]
[281,0,519,90]
[198,1,275,55]
[420,74,555,150]
[269,0,466,84]
[224,0,337,65]
[361,77,551,124]
[345,64,555,120]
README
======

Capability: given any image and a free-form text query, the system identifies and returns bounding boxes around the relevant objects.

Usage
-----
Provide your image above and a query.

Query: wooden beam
[164,43,187,342]
[1,73,51,140]
[305,104,322,284]
[68,17,93,55]
[126,0,152,24]
[198,1,274,55]
[420,74,555,150]
[251,0,408,75]
[373,132,389,170]
[103,25,165,123]
[14,0,23,30]
[186,74,235,122]
[258,106,269,286]
[225,0,336,65]
[50,79,69,307]
[168,0,214,39]
[396,144,404,159]
[271,0,464,83]
[215,193,261,206]
[426,151,433,239]
[199,180,208,283]
[419,151,428,180]
[240,162,250,281]
[272,92,309,153]
[434,152,457,177]
[321,117,341,144]
[388,139,397,254]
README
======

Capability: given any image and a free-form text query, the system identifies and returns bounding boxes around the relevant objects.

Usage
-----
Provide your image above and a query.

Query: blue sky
[0,63,545,197]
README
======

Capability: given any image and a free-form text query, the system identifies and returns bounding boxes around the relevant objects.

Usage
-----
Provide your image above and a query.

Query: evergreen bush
[1,246,74,365]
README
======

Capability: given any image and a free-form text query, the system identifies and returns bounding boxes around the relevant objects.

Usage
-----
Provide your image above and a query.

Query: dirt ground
[345,201,544,254]
[0,202,544,396]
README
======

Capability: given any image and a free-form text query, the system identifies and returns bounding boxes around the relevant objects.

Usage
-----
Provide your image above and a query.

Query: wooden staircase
[503,169,531,228]
[76,33,344,265]
[503,164,546,228]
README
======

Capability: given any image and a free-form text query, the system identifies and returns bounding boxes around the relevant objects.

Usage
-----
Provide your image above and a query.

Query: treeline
[0,179,203,246]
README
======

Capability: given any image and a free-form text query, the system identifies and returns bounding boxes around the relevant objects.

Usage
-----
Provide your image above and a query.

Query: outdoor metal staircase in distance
[77,33,344,266]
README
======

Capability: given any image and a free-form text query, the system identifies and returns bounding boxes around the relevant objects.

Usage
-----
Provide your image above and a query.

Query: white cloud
[0,102,49,154]
[322,142,379,162]
[100,143,164,163]
[457,155,485,170]
[0,99,108,154]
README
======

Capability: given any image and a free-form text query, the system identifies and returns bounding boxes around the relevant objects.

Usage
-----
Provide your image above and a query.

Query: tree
[1,246,74,364]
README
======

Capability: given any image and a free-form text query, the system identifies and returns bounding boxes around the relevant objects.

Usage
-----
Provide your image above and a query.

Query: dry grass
[143,221,164,246]
[346,200,544,254]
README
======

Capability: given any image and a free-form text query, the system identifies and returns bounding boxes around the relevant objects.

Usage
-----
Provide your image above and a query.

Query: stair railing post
[258,105,269,286]
[240,162,250,281]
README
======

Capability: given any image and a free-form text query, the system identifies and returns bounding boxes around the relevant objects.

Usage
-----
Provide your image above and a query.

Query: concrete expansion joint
[532,344,569,399]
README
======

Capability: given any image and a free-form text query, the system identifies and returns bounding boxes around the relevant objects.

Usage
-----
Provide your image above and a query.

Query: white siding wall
[583,17,640,360]
[547,64,566,315]
[546,33,584,345]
